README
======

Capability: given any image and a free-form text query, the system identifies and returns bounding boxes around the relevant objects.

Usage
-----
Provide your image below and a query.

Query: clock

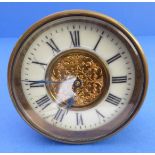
[8,10,148,144]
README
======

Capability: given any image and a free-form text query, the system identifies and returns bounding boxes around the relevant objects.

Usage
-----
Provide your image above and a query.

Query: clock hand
[21,80,63,87]
[64,97,75,114]
[23,78,76,108]
[22,77,77,87]
[63,77,81,109]
[66,97,75,109]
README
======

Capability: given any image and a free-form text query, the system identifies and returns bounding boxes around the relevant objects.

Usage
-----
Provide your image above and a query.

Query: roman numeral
[105,93,121,106]
[106,53,121,64]
[46,39,60,53]
[96,109,104,119]
[22,80,45,88]
[93,36,102,51]
[70,31,80,47]
[112,76,127,83]
[32,61,47,66]
[54,108,66,122]
[29,81,45,88]
[76,113,83,126]
[30,83,44,88]
[36,95,51,110]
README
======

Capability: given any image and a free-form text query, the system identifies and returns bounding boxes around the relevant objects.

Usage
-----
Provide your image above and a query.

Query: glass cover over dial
[8,11,148,143]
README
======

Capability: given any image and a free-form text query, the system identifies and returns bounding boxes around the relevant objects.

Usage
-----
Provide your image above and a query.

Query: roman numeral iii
[105,93,121,106]
[70,31,80,47]
[112,76,127,83]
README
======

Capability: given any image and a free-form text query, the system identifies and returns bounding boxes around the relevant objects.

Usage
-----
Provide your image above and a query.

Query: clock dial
[8,10,148,143]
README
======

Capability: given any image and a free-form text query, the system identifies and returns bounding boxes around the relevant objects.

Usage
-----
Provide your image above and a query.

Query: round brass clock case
[8,10,148,144]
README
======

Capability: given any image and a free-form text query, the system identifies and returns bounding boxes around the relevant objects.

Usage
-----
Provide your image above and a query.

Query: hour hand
[65,97,75,110]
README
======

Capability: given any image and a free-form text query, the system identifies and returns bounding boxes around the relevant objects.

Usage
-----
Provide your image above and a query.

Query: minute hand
[22,80,63,88]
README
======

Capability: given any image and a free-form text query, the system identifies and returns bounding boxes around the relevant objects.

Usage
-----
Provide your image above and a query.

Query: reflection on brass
[46,49,110,108]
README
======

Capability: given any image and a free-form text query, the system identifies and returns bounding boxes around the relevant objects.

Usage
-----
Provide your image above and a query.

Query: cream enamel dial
[8,10,148,143]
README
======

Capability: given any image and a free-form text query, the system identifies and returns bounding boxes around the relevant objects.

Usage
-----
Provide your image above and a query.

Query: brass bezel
[8,10,148,144]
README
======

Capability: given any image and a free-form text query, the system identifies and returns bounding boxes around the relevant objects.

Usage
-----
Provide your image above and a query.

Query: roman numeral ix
[112,76,127,83]
[105,93,121,106]
[70,31,80,47]
[36,95,51,110]
[29,80,45,88]
[32,61,47,66]
[22,80,45,88]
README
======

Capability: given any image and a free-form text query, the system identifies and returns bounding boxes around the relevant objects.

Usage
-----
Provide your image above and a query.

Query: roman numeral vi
[76,113,83,126]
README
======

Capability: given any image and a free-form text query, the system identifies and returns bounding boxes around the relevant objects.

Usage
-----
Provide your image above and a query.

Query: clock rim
[7,9,148,144]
